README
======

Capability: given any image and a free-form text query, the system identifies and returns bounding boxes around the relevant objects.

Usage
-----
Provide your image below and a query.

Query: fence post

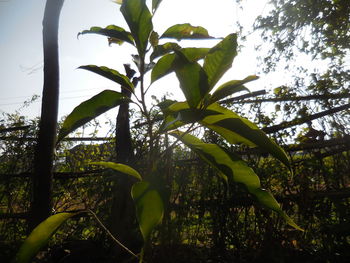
[29,0,65,231]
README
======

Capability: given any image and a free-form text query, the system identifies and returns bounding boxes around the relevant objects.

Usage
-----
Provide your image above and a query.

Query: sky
[0,0,283,124]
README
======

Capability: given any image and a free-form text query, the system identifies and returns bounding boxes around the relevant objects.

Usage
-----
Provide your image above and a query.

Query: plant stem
[88,209,139,260]
[159,123,197,158]
[139,56,155,169]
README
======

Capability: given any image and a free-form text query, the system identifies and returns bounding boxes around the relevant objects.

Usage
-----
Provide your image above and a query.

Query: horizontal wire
[0,87,117,106]
[0,95,94,106]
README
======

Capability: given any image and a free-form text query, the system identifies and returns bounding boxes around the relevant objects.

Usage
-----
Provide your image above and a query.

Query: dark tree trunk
[29,0,64,231]
[115,64,135,164]
[109,64,140,259]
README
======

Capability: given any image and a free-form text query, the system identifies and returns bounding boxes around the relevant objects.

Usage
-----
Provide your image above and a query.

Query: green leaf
[159,101,204,131]
[152,0,162,13]
[91,161,142,180]
[203,33,238,89]
[157,99,178,111]
[174,51,209,108]
[150,42,181,61]
[251,189,303,231]
[78,25,134,46]
[151,48,209,83]
[200,103,290,168]
[14,212,79,263]
[209,75,258,104]
[161,102,290,168]
[170,132,302,231]
[79,65,134,93]
[121,0,153,56]
[131,181,164,242]
[159,101,224,132]
[57,90,130,142]
[160,23,214,40]
[161,107,218,132]
[149,31,159,47]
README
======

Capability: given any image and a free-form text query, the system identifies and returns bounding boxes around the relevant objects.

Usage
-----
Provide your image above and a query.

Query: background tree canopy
[255,0,350,67]
[251,0,350,137]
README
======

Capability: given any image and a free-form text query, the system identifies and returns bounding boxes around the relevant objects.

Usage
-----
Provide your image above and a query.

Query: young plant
[15,0,302,262]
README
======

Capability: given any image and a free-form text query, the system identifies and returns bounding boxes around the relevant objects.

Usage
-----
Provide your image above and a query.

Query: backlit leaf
[79,65,134,93]
[161,102,290,168]
[58,90,130,142]
[209,75,258,104]
[160,107,218,132]
[151,48,209,83]
[174,51,209,108]
[78,25,134,46]
[157,99,178,111]
[201,103,290,168]
[131,181,164,242]
[170,132,302,231]
[121,0,153,56]
[150,42,181,61]
[203,34,238,89]
[160,23,214,40]
[152,0,162,13]
[14,212,79,263]
[91,161,142,180]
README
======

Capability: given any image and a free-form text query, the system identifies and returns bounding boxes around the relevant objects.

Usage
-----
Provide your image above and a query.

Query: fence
[1,90,349,261]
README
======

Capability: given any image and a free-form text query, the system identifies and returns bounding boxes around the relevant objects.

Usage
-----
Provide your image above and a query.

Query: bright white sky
[1,0,285,124]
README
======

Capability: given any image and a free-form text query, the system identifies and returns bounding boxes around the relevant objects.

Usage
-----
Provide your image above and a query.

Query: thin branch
[88,209,139,260]
[263,103,350,134]
[221,92,350,104]
[219,90,266,104]
[159,123,197,158]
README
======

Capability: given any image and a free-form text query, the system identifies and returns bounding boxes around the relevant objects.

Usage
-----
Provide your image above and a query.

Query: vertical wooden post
[109,64,139,259]
[29,0,65,231]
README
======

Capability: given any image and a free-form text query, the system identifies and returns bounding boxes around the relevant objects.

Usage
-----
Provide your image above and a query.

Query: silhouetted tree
[30,0,65,231]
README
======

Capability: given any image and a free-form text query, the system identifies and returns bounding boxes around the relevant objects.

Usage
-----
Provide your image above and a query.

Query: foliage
[15,0,306,261]
[14,212,79,263]
[253,0,350,136]
[255,0,350,67]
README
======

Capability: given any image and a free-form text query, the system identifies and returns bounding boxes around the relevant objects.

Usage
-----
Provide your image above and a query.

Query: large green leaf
[201,103,290,168]
[121,0,153,56]
[170,132,302,231]
[91,161,142,180]
[209,75,258,104]
[161,102,290,168]
[151,47,209,83]
[78,25,134,46]
[79,65,134,93]
[14,212,79,263]
[160,107,218,132]
[57,90,130,142]
[152,0,162,13]
[157,99,178,111]
[150,42,181,61]
[131,181,164,242]
[203,34,238,89]
[174,51,209,108]
[160,23,214,40]
[160,101,209,131]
